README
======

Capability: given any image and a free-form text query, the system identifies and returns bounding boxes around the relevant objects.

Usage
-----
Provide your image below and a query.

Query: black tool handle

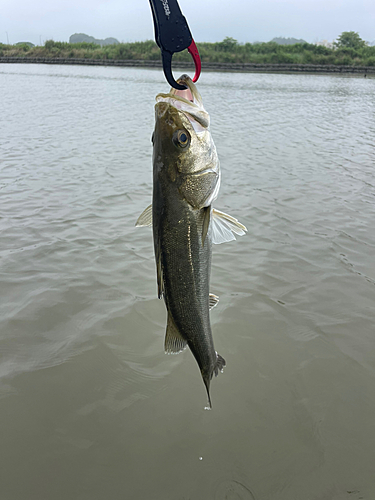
[149,0,192,53]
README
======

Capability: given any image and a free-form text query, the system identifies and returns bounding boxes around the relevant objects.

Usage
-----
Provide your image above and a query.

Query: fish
[136,74,246,408]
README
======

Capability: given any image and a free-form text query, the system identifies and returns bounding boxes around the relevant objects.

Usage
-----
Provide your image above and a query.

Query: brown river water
[0,64,375,500]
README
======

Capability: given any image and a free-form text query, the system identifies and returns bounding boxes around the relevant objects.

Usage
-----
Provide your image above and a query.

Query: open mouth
[171,82,195,103]
[155,75,209,131]
[156,74,202,108]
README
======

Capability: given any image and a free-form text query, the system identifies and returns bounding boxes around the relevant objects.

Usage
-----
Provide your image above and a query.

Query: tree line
[1,32,374,67]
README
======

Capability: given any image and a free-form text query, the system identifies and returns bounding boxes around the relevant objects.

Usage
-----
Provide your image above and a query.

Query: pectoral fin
[165,314,187,354]
[135,204,152,227]
[212,209,247,244]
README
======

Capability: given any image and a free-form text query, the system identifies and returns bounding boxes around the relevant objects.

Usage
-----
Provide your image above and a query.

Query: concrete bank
[1,57,374,75]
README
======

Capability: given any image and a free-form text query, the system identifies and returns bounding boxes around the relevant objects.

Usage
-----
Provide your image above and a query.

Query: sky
[1,0,375,46]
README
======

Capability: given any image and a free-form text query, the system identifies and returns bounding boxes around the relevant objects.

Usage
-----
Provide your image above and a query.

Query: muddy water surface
[1,64,375,499]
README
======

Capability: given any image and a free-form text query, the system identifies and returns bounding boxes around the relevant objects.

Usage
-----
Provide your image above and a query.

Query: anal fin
[214,352,226,376]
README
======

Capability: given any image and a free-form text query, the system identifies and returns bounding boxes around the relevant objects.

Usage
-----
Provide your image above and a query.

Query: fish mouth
[155,74,209,131]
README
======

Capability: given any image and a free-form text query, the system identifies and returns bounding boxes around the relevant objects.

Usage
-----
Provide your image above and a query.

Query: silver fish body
[153,76,224,407]
[137,75,246,407]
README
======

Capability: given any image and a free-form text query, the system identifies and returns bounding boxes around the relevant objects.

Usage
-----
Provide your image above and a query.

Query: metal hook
[149,0,201,90]
[161,50,188,90]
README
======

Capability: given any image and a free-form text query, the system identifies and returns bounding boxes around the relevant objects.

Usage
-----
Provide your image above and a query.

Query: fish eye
[173,129,190,149]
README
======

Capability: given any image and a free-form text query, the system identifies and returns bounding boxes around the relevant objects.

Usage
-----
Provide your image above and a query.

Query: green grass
[1,38,375,66]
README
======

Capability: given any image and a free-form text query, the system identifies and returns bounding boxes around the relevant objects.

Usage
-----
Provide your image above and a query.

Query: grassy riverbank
[2,38,375,67]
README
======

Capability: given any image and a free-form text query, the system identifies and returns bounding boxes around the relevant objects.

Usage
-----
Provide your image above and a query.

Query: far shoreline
[1,57,374,76]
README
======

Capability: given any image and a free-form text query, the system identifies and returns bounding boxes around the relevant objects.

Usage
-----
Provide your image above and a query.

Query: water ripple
[1,65,375,499]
